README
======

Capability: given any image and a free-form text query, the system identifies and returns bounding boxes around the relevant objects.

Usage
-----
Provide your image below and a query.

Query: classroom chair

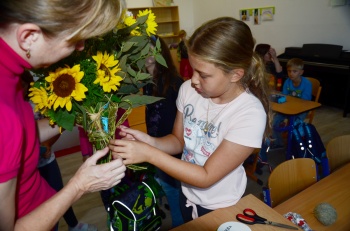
[305,77,322,124]
[326,134,350,172]
[263,158,317,207]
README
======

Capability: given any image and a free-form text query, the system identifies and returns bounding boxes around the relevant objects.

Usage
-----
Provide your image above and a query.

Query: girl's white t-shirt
[176,80,266,210]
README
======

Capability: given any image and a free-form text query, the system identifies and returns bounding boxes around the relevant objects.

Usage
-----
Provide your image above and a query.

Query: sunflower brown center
[52,74,75,97]
[101,64,111,79]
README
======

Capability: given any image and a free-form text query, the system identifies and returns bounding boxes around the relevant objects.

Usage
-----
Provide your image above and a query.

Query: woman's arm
[0,178,16,231]
[4,148,126,231]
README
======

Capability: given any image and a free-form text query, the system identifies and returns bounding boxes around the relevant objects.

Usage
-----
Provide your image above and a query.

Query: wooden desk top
[171,194,301,231]
[271,95,321,115]
[274,162,350,231]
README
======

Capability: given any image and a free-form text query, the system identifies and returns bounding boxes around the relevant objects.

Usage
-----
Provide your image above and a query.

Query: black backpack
[107,175,163,231]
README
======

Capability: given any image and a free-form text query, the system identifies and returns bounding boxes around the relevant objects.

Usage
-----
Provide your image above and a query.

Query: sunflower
[92,51,123,93]
[28,84,49,114]
[137,9,157,36]
[45,64,87,111]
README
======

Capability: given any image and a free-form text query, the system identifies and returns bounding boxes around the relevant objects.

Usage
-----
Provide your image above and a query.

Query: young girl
[109,17,271,222]
[255,43,284,90]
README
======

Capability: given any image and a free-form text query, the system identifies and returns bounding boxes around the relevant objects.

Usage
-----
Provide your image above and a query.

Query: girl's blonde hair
[0,0,125,43]
[187,17,272,138]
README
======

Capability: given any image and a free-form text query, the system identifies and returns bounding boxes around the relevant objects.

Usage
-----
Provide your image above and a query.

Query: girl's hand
[269,48,278,61]
[118,125,150,143]
[109,139,153,165]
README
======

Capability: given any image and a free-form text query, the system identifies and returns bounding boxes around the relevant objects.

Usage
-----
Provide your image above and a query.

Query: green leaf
[136,14,148,24]
[140,43,151,57]
[122,41,137,52]
[127,66,137,77]
[55,109,76,131]
[120,95,163,108]
[155,53,168,67]
[136,72,152,81]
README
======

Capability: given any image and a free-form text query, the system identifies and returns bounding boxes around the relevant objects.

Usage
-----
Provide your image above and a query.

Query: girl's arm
[110,110,254,188]
[117,110,185,155]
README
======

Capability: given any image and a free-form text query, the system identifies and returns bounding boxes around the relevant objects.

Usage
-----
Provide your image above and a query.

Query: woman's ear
[17,23,41,53]
[230,68,245,83]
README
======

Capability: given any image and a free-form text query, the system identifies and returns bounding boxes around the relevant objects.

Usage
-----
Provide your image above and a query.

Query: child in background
[144,35,184,228]
[255,44,284,90]
[110,17,271,222]
[271,58,312,148]
[177,29,193,80]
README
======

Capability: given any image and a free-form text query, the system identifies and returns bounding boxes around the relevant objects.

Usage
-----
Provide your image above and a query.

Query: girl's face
[263,52,271,63]
[189,54,235,101]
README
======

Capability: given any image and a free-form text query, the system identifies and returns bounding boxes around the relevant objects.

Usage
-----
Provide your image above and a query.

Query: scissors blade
[267,221,299,230]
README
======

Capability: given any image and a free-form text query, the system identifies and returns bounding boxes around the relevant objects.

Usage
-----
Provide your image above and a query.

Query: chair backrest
[305,77,322,124]
[305,77,322,102]
[267,158,317,207]
[326,135,350,172]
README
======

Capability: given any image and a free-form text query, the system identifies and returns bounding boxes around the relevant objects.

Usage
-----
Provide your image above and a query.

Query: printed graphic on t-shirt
[182,103,219,166]
[287,88,302,98]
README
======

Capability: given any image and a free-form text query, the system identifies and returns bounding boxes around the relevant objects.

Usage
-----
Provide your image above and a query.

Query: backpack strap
[292,123,306,158]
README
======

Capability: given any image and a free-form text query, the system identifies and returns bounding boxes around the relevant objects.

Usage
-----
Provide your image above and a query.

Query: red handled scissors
[236,208,298,230]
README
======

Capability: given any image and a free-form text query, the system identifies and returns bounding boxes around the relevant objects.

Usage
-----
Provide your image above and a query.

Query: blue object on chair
[262,187,272,207]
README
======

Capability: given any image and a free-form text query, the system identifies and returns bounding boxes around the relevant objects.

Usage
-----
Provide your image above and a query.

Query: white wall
[127,0,350,54]
[190,0,350,55]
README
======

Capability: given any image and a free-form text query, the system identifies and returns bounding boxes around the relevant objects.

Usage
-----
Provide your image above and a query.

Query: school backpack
[291,122,329,178]
[107,176,163,231]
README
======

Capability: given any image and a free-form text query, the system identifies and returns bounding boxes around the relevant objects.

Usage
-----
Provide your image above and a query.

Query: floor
[56,105,350,230]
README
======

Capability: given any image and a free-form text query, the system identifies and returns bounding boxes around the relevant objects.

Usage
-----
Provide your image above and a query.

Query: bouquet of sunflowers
[29,9,165,163]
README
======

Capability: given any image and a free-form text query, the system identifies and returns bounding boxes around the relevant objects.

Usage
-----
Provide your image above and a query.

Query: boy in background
[270,58,312,149]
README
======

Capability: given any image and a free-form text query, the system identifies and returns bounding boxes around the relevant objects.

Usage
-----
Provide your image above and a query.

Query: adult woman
[109,17,271,222]
[0,1,126,230]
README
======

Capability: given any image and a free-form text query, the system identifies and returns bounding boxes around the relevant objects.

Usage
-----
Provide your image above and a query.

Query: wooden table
[170,194,301,231]
[274,162,350,230]
[271,95,321,159]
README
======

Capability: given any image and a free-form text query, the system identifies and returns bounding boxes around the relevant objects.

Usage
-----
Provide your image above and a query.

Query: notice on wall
[239,6,275,25]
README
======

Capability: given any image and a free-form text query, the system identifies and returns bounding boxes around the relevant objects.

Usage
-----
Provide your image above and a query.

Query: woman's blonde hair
[0,0,125,43]
[187,17,272,138]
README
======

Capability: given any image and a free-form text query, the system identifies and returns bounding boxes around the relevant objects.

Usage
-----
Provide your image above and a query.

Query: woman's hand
[69,147,126,193]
